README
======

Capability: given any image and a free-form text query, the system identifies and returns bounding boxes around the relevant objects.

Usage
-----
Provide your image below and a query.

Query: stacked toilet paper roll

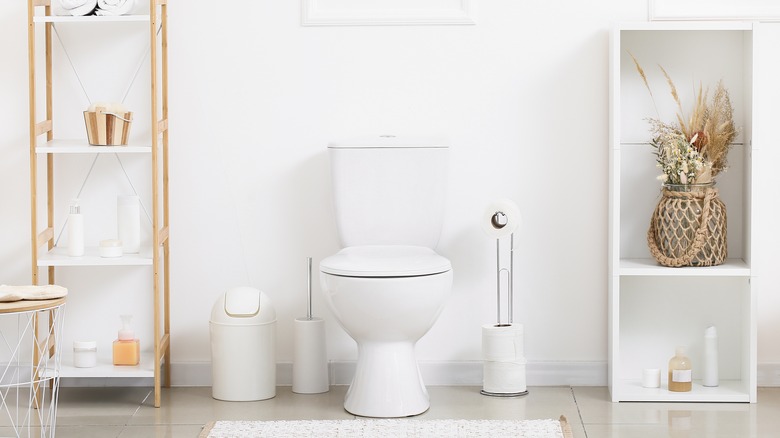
[481,323,528,396]
[292,317,329,394]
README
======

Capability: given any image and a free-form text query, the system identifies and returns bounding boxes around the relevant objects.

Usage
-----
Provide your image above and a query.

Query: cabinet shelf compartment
[609,22,757,403]
[613,276,753,403]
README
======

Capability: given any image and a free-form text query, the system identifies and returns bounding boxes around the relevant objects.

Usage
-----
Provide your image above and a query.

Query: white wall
[2,0,779,386]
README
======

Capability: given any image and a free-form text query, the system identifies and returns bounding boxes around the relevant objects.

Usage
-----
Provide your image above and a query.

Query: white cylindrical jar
[117,195,140,254]
[73,341,97,368]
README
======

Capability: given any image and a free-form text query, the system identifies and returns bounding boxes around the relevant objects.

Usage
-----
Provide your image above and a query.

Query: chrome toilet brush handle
[307,257,312,320]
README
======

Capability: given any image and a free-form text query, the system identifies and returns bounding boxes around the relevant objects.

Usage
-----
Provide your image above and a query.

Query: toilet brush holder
[292,257,329,394]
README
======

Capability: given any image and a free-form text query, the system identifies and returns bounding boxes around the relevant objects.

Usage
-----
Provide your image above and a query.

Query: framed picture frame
[301,0,475,26]
[649,0,780,21]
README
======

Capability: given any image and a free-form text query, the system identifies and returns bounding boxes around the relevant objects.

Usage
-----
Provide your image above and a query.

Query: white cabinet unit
[608,21,771,403]
[26,0,170,407]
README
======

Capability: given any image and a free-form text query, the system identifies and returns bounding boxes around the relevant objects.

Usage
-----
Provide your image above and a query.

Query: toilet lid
[320,246,451,278]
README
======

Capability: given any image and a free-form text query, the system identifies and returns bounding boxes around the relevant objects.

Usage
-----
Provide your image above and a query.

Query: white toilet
[320,136,453,418]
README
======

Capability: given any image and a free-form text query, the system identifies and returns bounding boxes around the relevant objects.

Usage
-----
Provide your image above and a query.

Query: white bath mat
[200,416,573,438]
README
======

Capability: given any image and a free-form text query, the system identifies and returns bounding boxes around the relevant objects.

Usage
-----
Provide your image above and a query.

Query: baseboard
[159,360,607,387]
[758,363,780,386]
[60,361,780,388]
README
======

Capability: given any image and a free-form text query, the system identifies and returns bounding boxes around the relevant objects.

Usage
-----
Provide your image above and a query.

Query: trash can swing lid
[224,287,260,317]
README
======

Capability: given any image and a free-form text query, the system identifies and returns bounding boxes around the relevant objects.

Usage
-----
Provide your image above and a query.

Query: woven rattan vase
[647,183,727,267]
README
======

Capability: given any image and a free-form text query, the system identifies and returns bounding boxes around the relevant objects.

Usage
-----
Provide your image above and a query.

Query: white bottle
[703,326,719,387]
[66,199,84,257]
[117,195,140,254]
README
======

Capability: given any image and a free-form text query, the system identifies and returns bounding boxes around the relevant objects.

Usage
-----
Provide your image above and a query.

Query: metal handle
[100,111,133,122]
[307,257,312,320]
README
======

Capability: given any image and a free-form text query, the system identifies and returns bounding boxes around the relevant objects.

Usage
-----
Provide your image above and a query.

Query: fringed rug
[199,416,573,438]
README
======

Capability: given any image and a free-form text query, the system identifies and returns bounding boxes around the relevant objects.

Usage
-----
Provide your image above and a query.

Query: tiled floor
[8,385,780,437]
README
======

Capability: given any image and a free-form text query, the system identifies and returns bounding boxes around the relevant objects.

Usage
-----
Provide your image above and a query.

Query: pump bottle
[113,315,140,366]
[703,326,719,387]
[66,199,84,257]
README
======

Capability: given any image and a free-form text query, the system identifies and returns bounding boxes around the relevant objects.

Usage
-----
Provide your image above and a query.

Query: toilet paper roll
[482,323,524,362]
[482,323,527,395]
[292,317,329,394]
[482,199,521,238]
[483,360,528,394]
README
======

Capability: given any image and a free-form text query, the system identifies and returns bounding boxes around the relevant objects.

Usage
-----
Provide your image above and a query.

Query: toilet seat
[320,245,451,278]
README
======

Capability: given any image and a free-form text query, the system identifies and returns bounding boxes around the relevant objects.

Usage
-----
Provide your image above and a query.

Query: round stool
[0,297,66,437]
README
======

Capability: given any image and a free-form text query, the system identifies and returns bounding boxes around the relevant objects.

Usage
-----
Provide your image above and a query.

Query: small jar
[73,341,97,368]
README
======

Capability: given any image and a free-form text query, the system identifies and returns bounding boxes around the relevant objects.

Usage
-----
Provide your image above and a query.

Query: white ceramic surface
[321,269,452,417]
[322,136,453,417]
[327,136,448,248]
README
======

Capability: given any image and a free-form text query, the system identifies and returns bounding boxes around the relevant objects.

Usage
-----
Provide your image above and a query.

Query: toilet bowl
[321,136,452,417]
[321,246,452,417]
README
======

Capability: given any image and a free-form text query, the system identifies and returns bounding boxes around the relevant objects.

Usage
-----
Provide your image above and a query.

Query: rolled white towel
[95,0,135,16]
[0,285,68,303]
[59,0,98,16]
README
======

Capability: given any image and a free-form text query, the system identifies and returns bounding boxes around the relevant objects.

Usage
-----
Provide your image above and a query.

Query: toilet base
[344,342,429,418]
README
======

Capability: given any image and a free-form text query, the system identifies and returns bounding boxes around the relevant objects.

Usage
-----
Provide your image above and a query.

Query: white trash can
[210,287,276,401]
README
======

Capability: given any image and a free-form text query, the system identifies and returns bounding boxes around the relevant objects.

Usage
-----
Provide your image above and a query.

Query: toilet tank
[328,136,449,248]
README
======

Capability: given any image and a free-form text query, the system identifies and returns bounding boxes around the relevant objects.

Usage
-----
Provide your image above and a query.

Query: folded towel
[0,285,68,303]
[59,0,98,16]
[95,0,135,16]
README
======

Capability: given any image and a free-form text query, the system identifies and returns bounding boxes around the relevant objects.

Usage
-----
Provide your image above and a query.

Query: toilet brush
[292,257,329,394]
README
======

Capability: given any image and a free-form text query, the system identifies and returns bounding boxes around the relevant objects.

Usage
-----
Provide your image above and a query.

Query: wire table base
[0,298,66,437]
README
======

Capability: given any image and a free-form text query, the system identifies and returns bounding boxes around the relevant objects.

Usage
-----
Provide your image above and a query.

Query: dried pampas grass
[629,52,738,183]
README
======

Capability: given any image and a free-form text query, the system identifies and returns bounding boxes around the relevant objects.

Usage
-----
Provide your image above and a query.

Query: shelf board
[618,258,750,277]
[38,246,152,267]
[33,15,150,24]
[614,379,750,403]
[617,21,753,32]
[59,352,155,379]
[35,139,152,154]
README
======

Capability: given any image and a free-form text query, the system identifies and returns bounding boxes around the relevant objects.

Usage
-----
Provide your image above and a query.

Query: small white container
[99,239,123,258]
[73,341,97,368]
[642,368,661,388]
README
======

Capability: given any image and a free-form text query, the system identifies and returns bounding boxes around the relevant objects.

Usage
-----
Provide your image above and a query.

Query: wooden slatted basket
[83,108,132,146]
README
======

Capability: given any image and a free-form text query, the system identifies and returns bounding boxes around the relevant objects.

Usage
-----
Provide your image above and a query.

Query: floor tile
[119,424,205,438]
[422,386,579,422]
[575,386,780,438]
[56,387,152,426]
[129,386,353,426]
[35,385,780,436]
[33,425,123,438]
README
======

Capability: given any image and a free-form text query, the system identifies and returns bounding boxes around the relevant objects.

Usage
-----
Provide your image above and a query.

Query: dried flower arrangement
[629,53,738,185]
